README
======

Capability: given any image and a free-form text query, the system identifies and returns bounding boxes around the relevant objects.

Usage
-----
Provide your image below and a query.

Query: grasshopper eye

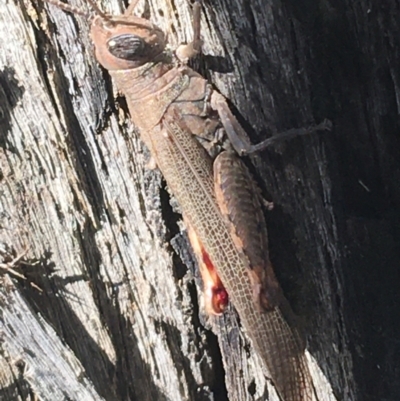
[107,34,146,60]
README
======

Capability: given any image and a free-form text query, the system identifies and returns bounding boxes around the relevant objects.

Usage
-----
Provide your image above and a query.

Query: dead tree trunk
[1,0,399,400]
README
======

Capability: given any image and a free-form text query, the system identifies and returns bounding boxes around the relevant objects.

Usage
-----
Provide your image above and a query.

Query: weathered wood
[1,0,399,400]
[0,276,106,400]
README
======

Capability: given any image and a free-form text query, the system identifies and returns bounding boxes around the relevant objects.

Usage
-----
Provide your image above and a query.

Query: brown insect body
[91,5,286,312]
[47,1,318,400]
[92,6,315,401]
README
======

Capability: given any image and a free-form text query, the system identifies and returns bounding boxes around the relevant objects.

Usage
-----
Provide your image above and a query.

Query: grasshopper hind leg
[213,151,282,311]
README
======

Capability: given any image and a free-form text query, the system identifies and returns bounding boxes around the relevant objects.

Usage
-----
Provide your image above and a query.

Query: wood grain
[1,0,400,400]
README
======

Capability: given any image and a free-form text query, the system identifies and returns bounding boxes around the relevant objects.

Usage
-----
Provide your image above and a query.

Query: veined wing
[152,114,316,401]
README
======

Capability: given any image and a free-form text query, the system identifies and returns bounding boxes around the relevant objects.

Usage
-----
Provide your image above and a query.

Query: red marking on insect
[200,247,229,315]
[187,223,228,315]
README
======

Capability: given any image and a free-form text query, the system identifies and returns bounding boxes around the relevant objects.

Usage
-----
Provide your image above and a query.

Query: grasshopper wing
[161,111,315,401]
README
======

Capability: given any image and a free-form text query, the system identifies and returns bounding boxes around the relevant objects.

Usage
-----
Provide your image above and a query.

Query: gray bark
[0,0,399,400]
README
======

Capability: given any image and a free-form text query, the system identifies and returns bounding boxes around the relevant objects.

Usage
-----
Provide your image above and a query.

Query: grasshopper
[42,0,329,399]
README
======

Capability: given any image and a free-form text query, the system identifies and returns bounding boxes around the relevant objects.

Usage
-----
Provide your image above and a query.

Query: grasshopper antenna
[125,0,141,15]
[176,0,203,62]
[86,0,109,20]
[191,0,202,54]
[44,0,89,17]
[43,0,109,21]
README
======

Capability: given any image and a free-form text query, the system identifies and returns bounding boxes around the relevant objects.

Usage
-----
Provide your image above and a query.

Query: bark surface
[0,0,399,400]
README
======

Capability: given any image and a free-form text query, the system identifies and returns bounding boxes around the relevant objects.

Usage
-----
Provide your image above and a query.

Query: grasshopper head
[91,15,166,70]
[44,0,167,70]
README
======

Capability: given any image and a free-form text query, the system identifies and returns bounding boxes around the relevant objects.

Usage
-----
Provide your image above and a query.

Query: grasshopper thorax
[91,15,166,70]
